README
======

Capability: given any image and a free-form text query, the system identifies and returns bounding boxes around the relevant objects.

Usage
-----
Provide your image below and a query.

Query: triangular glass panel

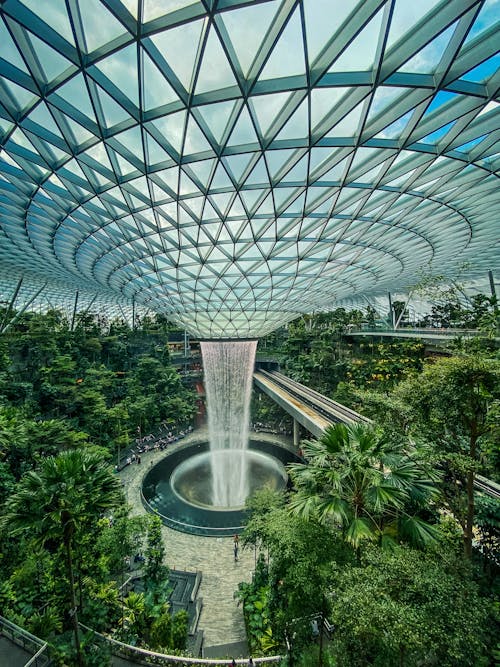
[329,8,384,72]
[2,79,37,113]
[325,102,364,138]
[150,110,187,154]
[210,162,233,190]
[186,159,215,188]
[266,149,297,180]
[111,149,137,177]
[226,195,245,218]
[96,44,139,106]
[273,187,296,211]
[113,126,143,157]
[142,49,178,110]
[256,192,275,215]
[244,156,269,186]
[226,107,259,147]
[79,0,126,52]
[21,0,76,46]
[310,87,350,129]
[95,85,130,128]
[274,99,308,141]
[202,200,219,220]
[455,136,487,154]
[150,19,204,91]
[423,90,458,117]
[386,0,441,50]
[63,115,95,145]
[56,74,97,122]
[240,188,266,211]
[195,26,238,95]
[210,192,232,215]
[0,19,29,72]
[143,0,200,23]
[154,166,179,193]
[375,109,414,140]
[259,7,306,80]
[304,0,354,64]
[366,87,410,123]
[26,102,64,141]
[399,22,457,74]
[280,155,308,184]
[250,92,291,136]
[198,100,237,143]
[184,115,212,155]
[418,121,455,145]
[462,0,498,46]
[179,170,199,196]
[223,153,254,183]
[184,195,204,219]
[461,54,500,83]
[309,146,337,172]
[82,142,113,173]
[318,157,348,181]
[220,1,279,76]
[145,133,172,165]
[120,0,138,19]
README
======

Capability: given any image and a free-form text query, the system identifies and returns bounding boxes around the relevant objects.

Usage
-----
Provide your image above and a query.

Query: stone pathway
[119,429,290,650]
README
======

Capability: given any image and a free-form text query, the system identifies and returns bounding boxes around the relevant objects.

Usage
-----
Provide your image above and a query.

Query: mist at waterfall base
[200,340,257,507]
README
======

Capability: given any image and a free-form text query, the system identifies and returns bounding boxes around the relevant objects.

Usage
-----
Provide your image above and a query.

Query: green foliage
[329,545,493,667]
[289,422,440,549]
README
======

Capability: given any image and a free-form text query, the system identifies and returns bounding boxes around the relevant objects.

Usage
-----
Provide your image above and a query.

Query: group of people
[252,422,291,436]
[116,425,194,471]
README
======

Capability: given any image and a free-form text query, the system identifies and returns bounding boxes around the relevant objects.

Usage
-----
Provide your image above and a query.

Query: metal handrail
[0,616,51,665]
[79,623,281,665]
[23,642,49,667]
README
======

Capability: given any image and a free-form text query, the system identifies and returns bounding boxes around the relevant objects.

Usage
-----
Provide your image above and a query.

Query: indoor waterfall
[200,340,257,506]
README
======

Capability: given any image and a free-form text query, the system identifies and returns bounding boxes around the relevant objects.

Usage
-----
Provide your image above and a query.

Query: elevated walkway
[347,327,498,344]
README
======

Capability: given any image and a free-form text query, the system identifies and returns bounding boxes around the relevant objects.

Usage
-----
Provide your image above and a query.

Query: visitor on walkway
[234,541,239,562]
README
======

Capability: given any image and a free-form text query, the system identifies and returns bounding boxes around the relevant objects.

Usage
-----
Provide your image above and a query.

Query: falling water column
[200,340,257,507]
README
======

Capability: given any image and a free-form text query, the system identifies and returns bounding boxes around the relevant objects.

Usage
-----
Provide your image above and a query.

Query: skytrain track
[257,370,371,426]
[474,475,500,500]
[256,370,499,501]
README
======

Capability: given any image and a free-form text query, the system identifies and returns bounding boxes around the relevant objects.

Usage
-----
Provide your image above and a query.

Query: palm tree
[288,422,439,549]
[0,449,123,666]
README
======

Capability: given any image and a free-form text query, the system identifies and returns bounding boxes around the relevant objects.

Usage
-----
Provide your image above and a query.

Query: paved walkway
[119,429,292,651]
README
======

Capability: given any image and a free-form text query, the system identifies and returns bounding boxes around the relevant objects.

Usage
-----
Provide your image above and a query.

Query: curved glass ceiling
[0,0,498,338]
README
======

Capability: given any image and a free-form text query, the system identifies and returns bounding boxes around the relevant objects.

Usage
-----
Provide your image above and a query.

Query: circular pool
[142,439,298,536]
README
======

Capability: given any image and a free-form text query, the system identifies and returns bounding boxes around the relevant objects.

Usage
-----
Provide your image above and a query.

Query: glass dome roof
[0,0,498,338]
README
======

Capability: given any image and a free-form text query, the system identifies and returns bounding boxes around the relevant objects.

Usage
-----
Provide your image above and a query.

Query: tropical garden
[0,309,197,665]
[240,288,499,666]
[0,283,498,665]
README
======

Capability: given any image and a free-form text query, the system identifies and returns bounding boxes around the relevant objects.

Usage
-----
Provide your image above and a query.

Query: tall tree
[0,449,123,665]
[395,354,499,558]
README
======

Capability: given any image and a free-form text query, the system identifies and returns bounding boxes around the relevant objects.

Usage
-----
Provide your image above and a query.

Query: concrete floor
[119,429,292,651]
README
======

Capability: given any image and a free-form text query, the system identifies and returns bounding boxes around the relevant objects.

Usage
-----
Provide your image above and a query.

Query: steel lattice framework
[0,0,498,338]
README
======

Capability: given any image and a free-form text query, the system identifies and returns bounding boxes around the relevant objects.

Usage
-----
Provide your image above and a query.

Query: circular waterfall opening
[142,439,298,536]
[171,449,288,511]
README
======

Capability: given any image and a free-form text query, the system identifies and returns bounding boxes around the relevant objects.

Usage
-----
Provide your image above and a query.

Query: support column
[293,418,300,448]
[388,292,395,328]
[488,270,497,300]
